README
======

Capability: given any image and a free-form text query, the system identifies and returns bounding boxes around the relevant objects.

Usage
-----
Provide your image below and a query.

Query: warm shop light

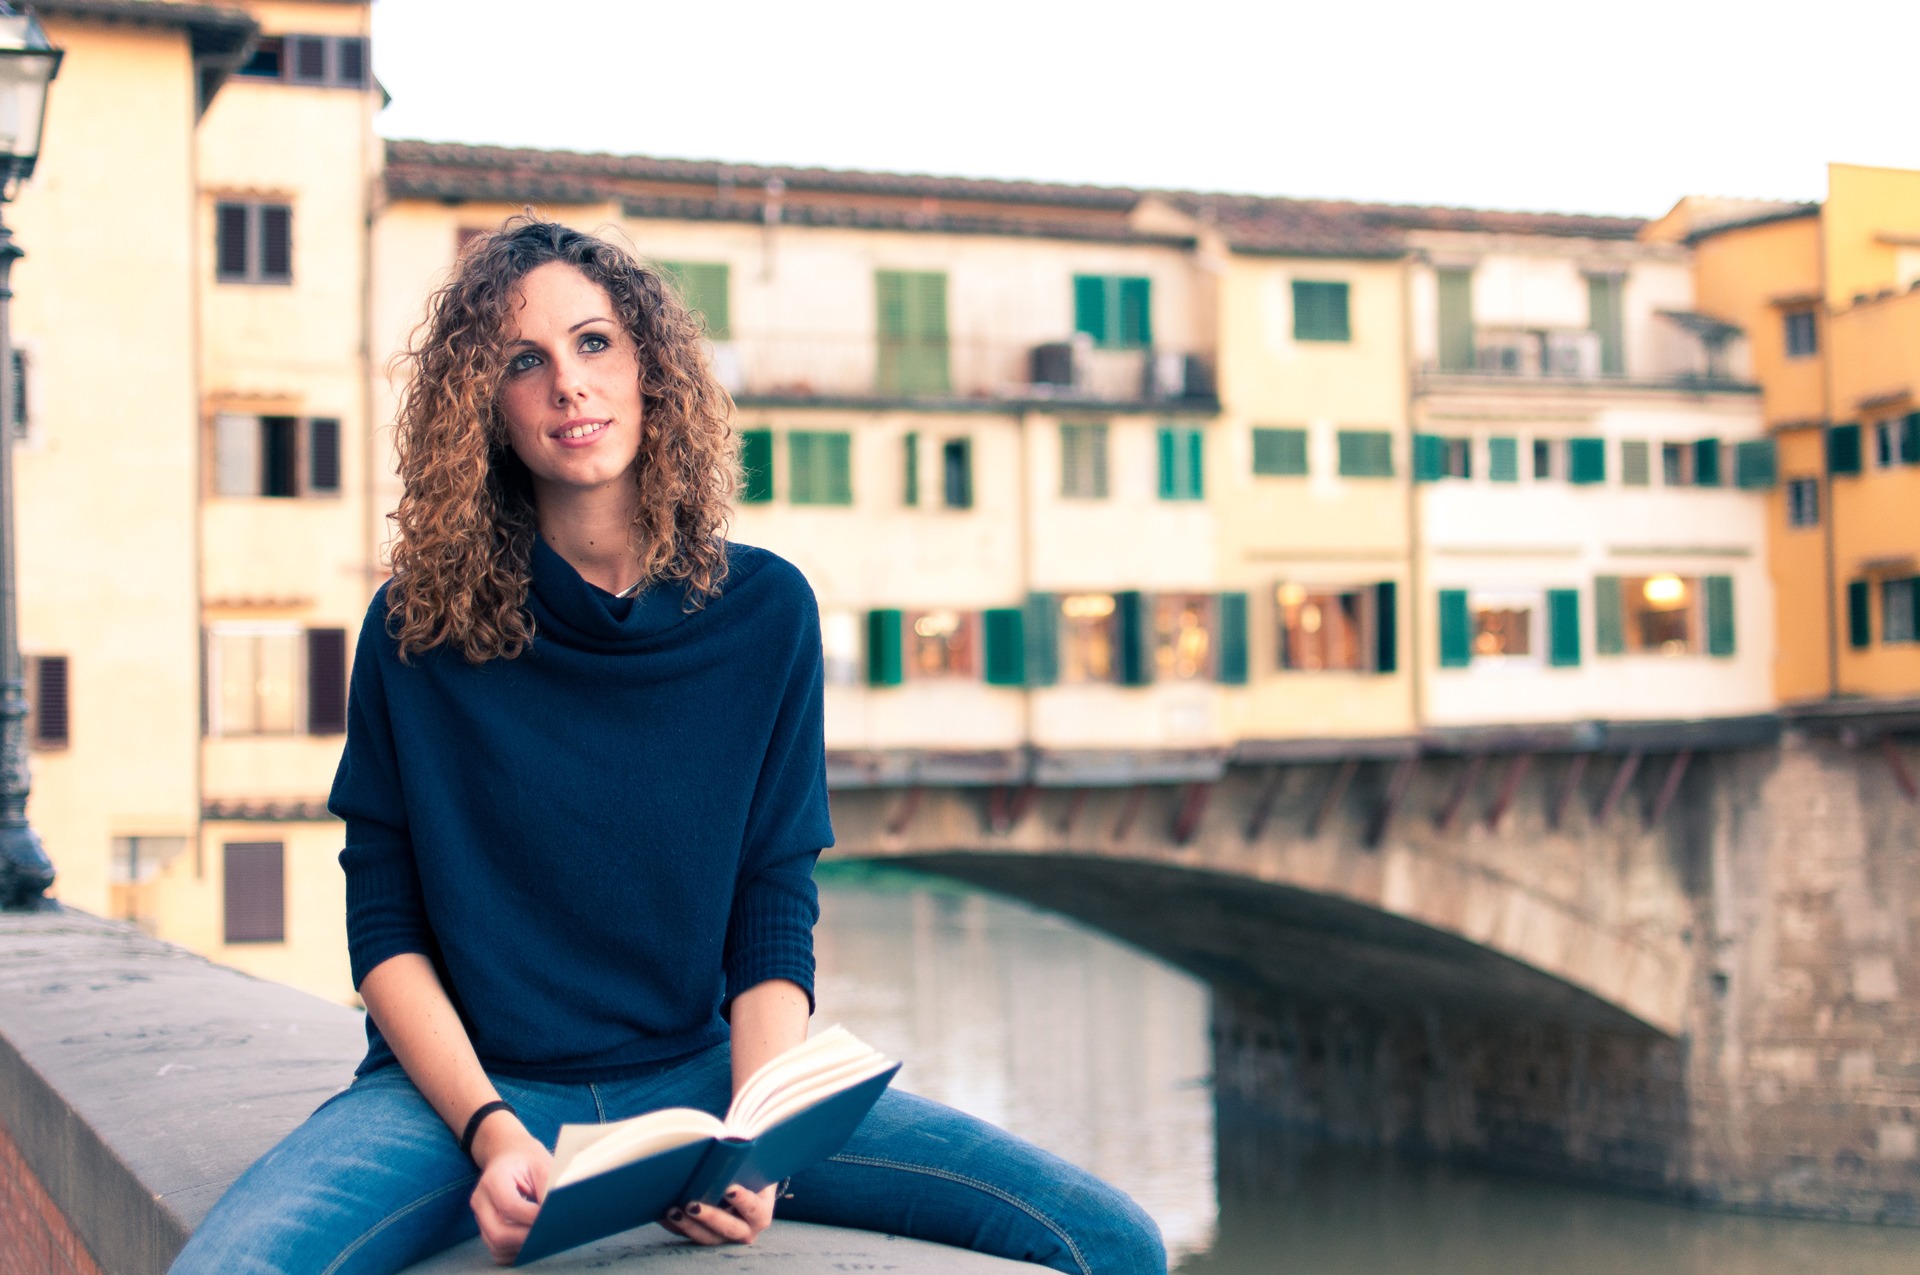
[1062,594,1116,619]
[914,610,960,638]
[1643,574,1687,607]
[1300,603,1323,633]
[1277,583,1308,607]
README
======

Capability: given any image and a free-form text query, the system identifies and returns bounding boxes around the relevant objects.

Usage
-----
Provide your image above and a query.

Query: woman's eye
[581,333,611,353]
[507,351,540,374]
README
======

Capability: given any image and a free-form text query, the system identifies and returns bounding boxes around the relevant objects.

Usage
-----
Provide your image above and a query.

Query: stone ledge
[0,908,1021,1273]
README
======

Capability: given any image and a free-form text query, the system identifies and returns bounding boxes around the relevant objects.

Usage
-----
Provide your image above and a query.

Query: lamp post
[0,3,59,910]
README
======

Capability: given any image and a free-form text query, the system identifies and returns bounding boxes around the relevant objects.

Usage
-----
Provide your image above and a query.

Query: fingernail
[725,1188,739,1199]
[687,1203,702,1216]
[667,1208,683,1221]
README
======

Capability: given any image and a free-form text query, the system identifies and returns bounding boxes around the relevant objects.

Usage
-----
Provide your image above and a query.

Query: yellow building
[22,0,378,1003]
[1673,164,1920,702]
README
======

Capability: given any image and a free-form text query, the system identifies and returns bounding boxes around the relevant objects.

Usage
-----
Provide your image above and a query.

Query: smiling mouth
[557,420,609,440]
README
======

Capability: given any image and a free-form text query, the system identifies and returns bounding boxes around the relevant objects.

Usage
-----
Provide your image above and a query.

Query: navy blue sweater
[330,539,833,1081]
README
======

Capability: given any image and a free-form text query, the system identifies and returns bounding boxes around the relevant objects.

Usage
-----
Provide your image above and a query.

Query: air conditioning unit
[1475,330,1537,376]
[1543,330,1601,379]
[1144,352,1216,401]
[1030,341,1077,389]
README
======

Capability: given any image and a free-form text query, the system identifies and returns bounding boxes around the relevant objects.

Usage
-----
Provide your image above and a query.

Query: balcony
[1417,317,1757,395]
[713,333,1218,413]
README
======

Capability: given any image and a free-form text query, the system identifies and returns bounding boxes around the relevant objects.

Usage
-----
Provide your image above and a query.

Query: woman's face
[497,261,645,504]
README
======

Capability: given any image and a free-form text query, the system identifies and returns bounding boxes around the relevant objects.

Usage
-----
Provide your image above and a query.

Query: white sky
[371,0,1920,219]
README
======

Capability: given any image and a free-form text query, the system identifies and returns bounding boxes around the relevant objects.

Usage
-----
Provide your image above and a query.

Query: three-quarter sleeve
[329,594,435,989]
[722,583,833,1013]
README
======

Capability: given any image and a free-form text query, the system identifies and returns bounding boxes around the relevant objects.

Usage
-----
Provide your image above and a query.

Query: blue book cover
[515,1039,898,1267]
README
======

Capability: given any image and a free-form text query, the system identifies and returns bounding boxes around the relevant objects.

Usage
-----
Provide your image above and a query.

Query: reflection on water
[813,865,1920,1274]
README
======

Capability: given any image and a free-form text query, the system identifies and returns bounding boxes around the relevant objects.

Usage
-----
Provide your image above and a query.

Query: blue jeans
[168,1043,1165,1274]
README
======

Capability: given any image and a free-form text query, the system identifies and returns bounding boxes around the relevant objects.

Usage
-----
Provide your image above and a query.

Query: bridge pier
[827,719,1920,1222]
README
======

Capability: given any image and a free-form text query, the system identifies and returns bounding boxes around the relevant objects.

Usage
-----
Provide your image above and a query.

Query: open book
[515,1027,900,1266]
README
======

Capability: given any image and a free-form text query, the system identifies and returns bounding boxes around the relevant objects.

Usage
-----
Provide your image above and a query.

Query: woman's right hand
[469,1117,553,1265]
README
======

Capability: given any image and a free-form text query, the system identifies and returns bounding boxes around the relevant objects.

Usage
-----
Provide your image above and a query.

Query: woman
[171,220,1166,1274]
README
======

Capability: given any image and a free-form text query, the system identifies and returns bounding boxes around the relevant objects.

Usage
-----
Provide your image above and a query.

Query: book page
[551,1107,726,1188]
[739,1056,896,1137]
[725,1026,882,1133]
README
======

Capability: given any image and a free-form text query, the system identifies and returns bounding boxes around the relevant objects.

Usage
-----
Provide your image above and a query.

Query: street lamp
[0,3,59,910]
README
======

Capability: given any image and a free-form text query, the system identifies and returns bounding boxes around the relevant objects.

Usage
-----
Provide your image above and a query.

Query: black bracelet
[460,1098,517,1161]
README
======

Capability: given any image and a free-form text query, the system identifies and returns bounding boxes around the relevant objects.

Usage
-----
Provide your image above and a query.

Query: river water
[812,864,1920,1274]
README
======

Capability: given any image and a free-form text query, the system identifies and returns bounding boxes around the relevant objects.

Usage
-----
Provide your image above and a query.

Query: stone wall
[0,1117,103,1275]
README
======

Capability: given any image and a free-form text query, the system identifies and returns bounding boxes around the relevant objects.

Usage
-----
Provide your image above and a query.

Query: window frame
[787,430,854,506]
[204,623,307,737]
[1783,308,1818,359]
[1291,280,1352,343]
[1785,476,1820,528]
[214,200,294,286]
[1072,274,1153,350]
[1251,427,1309,478]
[210,413,342,499]
[236,34,369,89]
[1336,430,1394,479]
[1060,422,1111,497]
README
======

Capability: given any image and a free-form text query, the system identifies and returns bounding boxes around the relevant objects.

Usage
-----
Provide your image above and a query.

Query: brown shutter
[258,206,293,282]
[307,417,341,492]
[30,655,68,749]
[306,628,348,735]
[223,842,285,943]
[215,203,250,279]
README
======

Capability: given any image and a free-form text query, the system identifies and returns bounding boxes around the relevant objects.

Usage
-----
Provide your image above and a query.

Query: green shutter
[1025,593,1059,686]
[1594,576,1624,655]
[1116,591,1150,685]
[942,437,973,509]
[1587,274,1624,376]
[1186,428,1205,499]
[739,428,774,503]
[1293,280,1351,342]
[1337,430,1394,478]
[1487,436,1519,483]
[1438,589,1471,668]
[1157,427,1202,500]
[1848,580,1871,648]
[1413,433,1447,482]
[1621,440,1651,486]
[1073,275,1108,345]
[1118,276,1152,347]
[983,608,1026,686]
[1901,412,1920,465]
[1693,438,1723,487]
[1374,581,1398,674]
[1216,592,1249,685]
[1437,269,1475,372]
[1568,437,1607,485]
[1734,438,1777,489]
[1252,427,1309,476]
[1829,423,1862,476]
[867,609,903,685]
[876,270,949,395]
[1705,575,1735,657]
[902,431,919,506]
[789,431,852,505]
[1156,428,1176,499]
[658,261,731,339]
[1548,589,1581,667]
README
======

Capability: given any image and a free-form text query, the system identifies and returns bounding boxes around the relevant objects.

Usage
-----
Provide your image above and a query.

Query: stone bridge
[824,702,1920,1222]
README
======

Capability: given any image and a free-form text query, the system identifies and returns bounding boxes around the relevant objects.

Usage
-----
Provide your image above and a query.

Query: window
[1073,275,1151,349]
[1662,442,1692,486]
[1568,437,1607,485]
[1620,575,1697,655]
[213,414,339,497]
[902,432,919,506]
[223,842,285,944]
[1413,434,1471,481]
[205,626,347,736]
[1058,594,1119,683]
[1875,419,1900,468]
[1884,578,1919,644]
[1693,439,1723,487]
[1292,281,1351,342]
[1903,413,1920,465]
[821,611,862,686]
[1587,274,1625,376]
[237,35,368,88]
[941,438,973,509]
[1786,477,1820,527]
[1487,436,1519,483]
[1734,439,1777,489]
[1061,423,1110,496]
[1828,423,1862,476]
[876,270,949,395]
[215,201,292,284]
[1251,427,1308,477]
[739,428,774,503]
[1436,269,1475,372]
[1784,309,1818,359]
[657,261,731,339]
[1336,430,1393,478]
[1276,584,1364,671]
[788,431,852,505]
[1472,597,1534,659]
[1849,580,1872,649]
[1533,438,1558,481]
[1157,426,1204,500]
[24,654,68,750]
[905,609,978,679]
[110,836,187,932]
[1443,437,1471,479]
[1621,440,1651,486]
[1152,594,1214,681]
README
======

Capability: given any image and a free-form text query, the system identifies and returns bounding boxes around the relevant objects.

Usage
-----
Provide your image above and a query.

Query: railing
[708,334,1217,408]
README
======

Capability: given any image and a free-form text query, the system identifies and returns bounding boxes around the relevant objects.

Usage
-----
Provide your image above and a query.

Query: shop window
[1472,596,1535,659]
[905,609,977,679]
[1619,574,1698,655]
[1058,593,1118,684]
[1152,594,1214,682]
[1276,585,1364,671]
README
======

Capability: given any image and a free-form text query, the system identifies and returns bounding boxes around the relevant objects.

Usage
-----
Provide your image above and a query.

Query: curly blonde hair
[387,218,735,663]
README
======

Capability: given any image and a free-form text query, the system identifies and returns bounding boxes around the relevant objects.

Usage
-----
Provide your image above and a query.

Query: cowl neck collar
[527,536,698,651]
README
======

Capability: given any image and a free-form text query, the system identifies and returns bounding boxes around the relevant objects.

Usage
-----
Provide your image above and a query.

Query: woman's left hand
[662,1183,778,1246]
